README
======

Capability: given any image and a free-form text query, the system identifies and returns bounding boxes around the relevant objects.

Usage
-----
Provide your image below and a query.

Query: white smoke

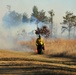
[0,22,14,50]
[0,23,37,52]
[0,11,40,52]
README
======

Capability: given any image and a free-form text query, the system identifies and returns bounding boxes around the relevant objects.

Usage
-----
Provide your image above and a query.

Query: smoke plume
[0,10,41,52]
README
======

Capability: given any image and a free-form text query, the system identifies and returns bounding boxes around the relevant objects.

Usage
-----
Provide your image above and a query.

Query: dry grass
[0,49,27,58]
[21,38,76,58]
[0,50,76,75]
[0,39,76,75]
[45,39,76,58]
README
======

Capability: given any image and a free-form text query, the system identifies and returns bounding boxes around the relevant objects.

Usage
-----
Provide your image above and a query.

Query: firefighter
[36,35,45,54]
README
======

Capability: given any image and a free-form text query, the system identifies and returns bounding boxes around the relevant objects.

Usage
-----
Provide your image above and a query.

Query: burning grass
[21,38,76,58]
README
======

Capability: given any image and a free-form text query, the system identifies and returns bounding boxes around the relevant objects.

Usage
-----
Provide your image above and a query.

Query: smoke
[0,10,64,52]
[0,22,14,50]
[0,11,42,52]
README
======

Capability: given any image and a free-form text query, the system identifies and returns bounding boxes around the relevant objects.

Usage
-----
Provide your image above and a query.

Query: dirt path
[0,50,76,75]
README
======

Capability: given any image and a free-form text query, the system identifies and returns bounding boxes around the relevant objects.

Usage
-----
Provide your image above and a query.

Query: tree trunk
[68,24,71,39]
[51,22,53,38]
[73,26,75,39]
[50,17,53,38]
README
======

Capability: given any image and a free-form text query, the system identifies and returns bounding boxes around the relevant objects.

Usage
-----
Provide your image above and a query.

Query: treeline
[3,5,76,39]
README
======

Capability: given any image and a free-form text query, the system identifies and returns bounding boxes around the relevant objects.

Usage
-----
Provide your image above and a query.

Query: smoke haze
[0,9,75,52]
[0,11,39,52]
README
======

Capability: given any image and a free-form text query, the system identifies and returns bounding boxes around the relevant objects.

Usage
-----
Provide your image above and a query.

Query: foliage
[61,11,76,39]
[32,6,39,18]
[22,12,29,23]
[35,26,50,38]
[32,6,55,38]
[32,6,48,22]
[48,9,55,23]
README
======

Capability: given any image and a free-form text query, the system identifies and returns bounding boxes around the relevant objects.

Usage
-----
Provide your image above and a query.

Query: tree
[48,9,55,38]
[22,12,29,23]
[71,15,76,38]
[32,6,39,18]
[35,26,50,38]
[32,6,48,23]
[61,11,74,39]
[38,10,47,22]
[32,6,50,37]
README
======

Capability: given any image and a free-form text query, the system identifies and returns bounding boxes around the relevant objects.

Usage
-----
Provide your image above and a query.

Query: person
[36,35,45,54]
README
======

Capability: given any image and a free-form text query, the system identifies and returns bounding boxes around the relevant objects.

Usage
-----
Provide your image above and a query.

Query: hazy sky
[0,0,76,24]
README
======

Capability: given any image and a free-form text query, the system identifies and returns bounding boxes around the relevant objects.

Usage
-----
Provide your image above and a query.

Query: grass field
[22,38,76,58]
[0,50,76,75]
[0,39,76,75]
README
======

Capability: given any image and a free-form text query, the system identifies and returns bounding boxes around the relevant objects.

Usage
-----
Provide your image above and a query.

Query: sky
[0,0,76,24]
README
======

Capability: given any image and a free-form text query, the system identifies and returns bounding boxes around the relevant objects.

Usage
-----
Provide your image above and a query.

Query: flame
[35,49,38,53]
